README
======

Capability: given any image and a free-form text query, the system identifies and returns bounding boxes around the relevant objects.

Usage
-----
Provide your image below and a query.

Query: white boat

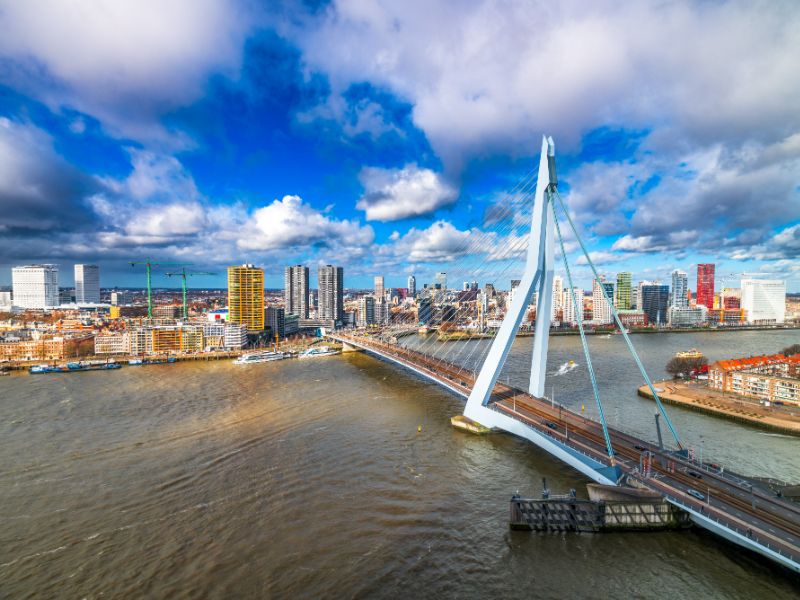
[233,351,286,364]
[299,346,340,359]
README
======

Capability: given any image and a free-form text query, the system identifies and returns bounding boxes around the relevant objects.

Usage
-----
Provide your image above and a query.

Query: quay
[638,382,800,436]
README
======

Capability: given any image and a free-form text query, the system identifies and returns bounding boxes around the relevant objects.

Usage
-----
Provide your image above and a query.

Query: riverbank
[638,381,800,436]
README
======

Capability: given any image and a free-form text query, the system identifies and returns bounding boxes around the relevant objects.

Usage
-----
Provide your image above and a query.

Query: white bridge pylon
[464,135,556,419]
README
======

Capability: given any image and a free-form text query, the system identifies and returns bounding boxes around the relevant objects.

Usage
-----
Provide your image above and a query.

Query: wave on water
[550,361,579,376]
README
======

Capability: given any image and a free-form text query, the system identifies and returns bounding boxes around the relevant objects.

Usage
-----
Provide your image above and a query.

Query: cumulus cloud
[0,0,252,143]
[0,117,97,232]
[239,194,374,251]
[286,1,800,166]
[383,220,473,262]
[356,164,457,221]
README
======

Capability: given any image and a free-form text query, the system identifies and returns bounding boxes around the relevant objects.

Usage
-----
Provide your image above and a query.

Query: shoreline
[637,381,800,436]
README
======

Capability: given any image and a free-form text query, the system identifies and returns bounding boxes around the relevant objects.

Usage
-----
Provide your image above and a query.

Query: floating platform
[450,415,494,435]
[510,486,691,532]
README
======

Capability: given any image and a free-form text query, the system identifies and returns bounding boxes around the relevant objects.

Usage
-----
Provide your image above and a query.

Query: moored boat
[233,351,286,364]
[298,346,340,359]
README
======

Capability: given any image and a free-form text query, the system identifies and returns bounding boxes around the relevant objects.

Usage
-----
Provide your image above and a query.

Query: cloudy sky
[0,0,798,291]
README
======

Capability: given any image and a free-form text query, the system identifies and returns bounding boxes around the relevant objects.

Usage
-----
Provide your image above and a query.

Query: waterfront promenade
[638,381,800,435]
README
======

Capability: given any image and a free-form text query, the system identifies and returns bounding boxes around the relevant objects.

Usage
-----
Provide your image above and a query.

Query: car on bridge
[687,469,703,479]
[687,488,705,501]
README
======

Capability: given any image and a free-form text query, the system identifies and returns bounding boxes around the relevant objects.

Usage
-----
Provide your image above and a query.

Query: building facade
[284,265,309,319]
[668,305,707,327]
[228,264,265,332]
[615,272,632,310]
[74,264,100,304]
[562,287,583,325]
[317,265,344,323]
[671,270,688,308]
[641,284,670,326]
[12,265,59,309]
[357,296,376,327]
[265,306,286,338]
[592,279,614,324]
[696,264,715,310]
[407,275,416,297]
[741,279,786,324]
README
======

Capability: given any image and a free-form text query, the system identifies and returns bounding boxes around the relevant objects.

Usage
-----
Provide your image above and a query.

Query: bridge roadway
[330,331,800,573]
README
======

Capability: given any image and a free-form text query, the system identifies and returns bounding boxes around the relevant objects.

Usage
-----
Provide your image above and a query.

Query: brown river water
[1,330,799,598]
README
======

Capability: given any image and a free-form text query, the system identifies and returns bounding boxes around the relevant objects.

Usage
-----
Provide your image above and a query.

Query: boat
[233,351,287,364]
[128,358,143,365]
[675,349,704,359]
[29,362,121,374]
[298,346,340,359]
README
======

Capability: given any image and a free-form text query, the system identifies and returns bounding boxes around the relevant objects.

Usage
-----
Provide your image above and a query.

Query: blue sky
[0,0,798,291]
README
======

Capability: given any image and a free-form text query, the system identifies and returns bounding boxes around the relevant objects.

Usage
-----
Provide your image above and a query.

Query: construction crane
[130,259,187,318]
[165,268,216,320]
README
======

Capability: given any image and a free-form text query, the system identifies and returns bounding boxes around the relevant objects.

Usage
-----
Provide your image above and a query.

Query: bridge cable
[553,189,683,449]
[550,193,615,461]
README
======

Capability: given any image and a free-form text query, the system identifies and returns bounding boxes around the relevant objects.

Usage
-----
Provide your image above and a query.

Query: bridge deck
[331,332,800,573]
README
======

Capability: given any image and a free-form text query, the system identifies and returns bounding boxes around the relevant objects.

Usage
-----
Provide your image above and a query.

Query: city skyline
[0,2,798,291]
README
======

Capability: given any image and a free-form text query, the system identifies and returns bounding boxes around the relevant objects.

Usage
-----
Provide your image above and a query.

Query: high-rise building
[671,270,688,308]
[318,265,344,323]
[374,275,385,300]
[417,297,433,324]
[615,272,632,309]
[562,287,582,325]
[285,265,310,318]
[227,264,264,332]
[551,275,563,320]
[641,284,670,326]
[11,264,59,309]
[741,279,786,324]
[74,264,100,304]
[696,264,715,310]
[357,296,376,327]
[407,275,416,297]
[265,306,285,338]
[592,278,614,324]
[436,272,447,290]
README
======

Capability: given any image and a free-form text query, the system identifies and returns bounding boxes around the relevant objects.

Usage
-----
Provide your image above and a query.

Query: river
[1,330,798,598]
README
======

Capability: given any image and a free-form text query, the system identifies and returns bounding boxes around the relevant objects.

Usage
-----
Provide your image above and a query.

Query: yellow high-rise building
[228,264,264,332]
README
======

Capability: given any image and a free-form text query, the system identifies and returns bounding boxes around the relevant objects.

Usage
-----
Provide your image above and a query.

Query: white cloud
[356,163,457,221]
[239,194,374,251]
[383,220,472,262]
[286,1,800,168]
[0,0,251,143]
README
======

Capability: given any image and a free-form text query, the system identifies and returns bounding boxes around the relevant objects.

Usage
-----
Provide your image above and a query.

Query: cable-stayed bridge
[327,137,800,574]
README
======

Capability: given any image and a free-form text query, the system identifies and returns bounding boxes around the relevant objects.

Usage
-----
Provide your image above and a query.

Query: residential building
[671,270,688,308]
[741,279,786,324]
[615,272,632,309]
[228,264,265,332]
[617,310,648,328]
[721,288,741,309]
[94,333,130,354]
[436,272,447,290]
[74,264,100,303]
[357,295,376,327]
[551,275,563,320]
[284,265,309,318]
[374,275,385,300]
[562,287,582,325]
[0,336,67,361]
[318,265,344,323]
[668,305,708,327]
[592,278,614,324]
[709,354,800,405]
[12,264,59,309]
[641,284,670,326]
[265,306,286,338]
[418,297,433,324]
[203,322,247,349]
[696,264,715,310]
[407,275,416,297]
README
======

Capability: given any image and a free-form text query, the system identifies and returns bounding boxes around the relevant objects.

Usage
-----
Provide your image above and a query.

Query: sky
[0,0,798,292]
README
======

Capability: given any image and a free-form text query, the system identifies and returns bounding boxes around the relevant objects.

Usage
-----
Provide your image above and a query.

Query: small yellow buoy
[581,404,585,412]
[417,425,422,433]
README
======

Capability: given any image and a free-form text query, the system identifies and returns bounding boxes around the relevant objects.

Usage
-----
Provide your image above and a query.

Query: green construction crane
[130,259,187,318]
[165,268,216,320]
